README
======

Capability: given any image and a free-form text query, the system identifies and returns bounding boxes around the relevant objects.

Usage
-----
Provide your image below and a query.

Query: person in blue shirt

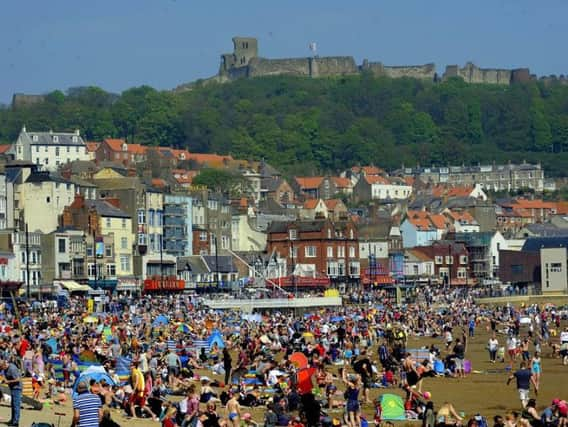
[0,357,22,427]
[468,318,476,338]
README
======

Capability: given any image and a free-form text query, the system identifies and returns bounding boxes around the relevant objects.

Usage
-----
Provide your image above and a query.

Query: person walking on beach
[0,357,22,427]
[507,361,538,408]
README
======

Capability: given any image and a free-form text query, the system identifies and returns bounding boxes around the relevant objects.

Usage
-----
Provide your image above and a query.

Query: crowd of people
[0,286,565,427]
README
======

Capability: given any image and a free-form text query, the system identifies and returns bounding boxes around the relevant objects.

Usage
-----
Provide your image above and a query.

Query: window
[52,135,59,142]
[221,235,230,250]
[137,209,146,224]
[106,264,116,276]
[460,255,468,264]
[31,251,37,264]
[327,262,337,277]
[121,218,127,229]
[148,209,155,226]
[86,245,93,257]
[66,146,70,153]
[305,246,316,258]
[106,218,111,228]
[289,229,297,240]
[349,262,360,276]
[105,245,112,258]
[138,233,147,245]
[32,135,38,142]
[55,147,60,157]
[289,246,298,259]
[551,263,562,273]
[120,255,130,272]
[199,232,208,241]
[156,210,163,227]
[327,229,332,239]
[35,146,39,153]
[87,263,96,277]
[337,261,345,276]
[121,237,128,250]
[445,256,454,264]
[327,246,333,258]
[58,238,66,253]
[338,246,345,258]
[349,246,356,258]
[350,229,354,239]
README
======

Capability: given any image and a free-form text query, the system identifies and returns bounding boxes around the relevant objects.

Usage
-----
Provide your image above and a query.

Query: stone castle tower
[220,37,258,76]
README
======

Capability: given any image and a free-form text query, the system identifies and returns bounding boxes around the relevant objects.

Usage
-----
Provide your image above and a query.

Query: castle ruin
[210,36,563,87]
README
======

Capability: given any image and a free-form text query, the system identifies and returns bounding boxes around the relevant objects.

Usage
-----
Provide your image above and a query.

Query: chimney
[22,125,26,133]
[70,193,85,209]
[75,129,80,136]
[49,129,53,135]
[60,206,72,228]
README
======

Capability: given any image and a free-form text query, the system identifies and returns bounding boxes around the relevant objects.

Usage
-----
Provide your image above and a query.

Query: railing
[202,296,343,311]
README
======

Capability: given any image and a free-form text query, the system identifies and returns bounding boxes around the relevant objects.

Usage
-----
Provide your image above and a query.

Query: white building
[10,126,90,171]
[541,247,568,294]
[353,175,412,202]
[22,172,76,234]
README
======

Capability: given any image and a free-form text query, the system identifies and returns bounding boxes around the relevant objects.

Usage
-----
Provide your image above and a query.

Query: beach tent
[115,356,131,385]
[72,366,115,398]
[207,330,225,349]
[152,315,169,327]
[45,338,58,354]
[378,394,406,420]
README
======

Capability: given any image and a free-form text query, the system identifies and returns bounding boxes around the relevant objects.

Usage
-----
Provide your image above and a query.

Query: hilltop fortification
[177,36,564,89]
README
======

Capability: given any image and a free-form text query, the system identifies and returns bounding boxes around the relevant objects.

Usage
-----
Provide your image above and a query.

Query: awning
[57,281,91,292]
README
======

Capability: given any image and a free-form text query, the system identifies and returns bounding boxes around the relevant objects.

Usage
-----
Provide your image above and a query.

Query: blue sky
[0,0,566,103]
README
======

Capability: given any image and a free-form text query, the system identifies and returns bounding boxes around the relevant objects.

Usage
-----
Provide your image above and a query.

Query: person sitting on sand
[437,402,463,426]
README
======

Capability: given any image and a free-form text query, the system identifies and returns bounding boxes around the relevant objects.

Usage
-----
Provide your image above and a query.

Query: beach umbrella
[152,315,169,327]
[79,350,98,363]
[290,352,308,369]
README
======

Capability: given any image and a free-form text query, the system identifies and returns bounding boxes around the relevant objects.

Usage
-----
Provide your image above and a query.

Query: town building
[400,163,545,192]
[163,194,193,257]
[266,218,360,283]
[10,127,90,171]
[353,175,412,202]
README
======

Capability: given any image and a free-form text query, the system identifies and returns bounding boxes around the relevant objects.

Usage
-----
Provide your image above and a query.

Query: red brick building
[411,241,471,285]
[266,219,360,281]
[192,226,210,255]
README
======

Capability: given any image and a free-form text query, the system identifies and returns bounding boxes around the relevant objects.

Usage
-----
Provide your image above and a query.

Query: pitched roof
[295,177,324,189]
[24,130,85,146]
[445,210,477,225]
[364,175,390,185]
[324,199,343,210]
[332,177,351,188]
[186,153,233,167]
[522,237,568,252]
[85,142,100,153]
[351,165,383,175]
[406,210,448,231]
[85,200,130,218]
[201,255,237,273]
[0,145,12,154]
[513,199,556,210]
[103,138,125,152]
[448,186,474,198]
[303,199,320,209]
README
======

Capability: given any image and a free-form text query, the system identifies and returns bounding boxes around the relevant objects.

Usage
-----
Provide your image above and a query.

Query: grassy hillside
[2,75,568,176]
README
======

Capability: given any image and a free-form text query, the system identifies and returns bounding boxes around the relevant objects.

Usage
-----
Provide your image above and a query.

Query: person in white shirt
[488,335,499,363]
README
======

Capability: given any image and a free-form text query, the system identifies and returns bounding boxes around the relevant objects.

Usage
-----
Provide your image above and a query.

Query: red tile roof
[0,145,11,154]
[447,187,474,198]
[186,153,233,166]
[303,199,321,209]
[332,177,351,188]
[296,177,324,189]
[103,138,125,152]
[364,175,390,185]
[324,199,343,210]
[513,198,556,210]
[85,142,100,153]
[555,202,568,215]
